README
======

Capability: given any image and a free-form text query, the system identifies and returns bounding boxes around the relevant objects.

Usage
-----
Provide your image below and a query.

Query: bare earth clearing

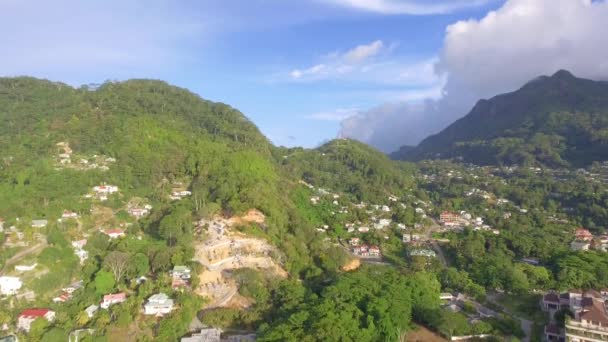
[194,210,287,308]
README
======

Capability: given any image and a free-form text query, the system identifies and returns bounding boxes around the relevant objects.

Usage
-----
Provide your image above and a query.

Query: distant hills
[392,70,608,167]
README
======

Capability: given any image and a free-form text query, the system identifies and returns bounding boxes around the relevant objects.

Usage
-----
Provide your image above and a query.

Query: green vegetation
[395,70,608,167]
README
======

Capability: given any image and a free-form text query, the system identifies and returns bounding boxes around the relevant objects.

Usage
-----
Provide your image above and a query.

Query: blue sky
[2,0,608,151]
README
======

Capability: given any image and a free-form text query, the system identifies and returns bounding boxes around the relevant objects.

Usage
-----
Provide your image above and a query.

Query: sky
[2,0,608,152]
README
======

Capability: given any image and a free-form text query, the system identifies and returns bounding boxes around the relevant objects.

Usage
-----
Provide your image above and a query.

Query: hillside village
[3,145,608,341]
[2,73,608,341]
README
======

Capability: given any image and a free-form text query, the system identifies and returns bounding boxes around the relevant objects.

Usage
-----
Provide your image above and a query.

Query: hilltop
[392,70,608,167]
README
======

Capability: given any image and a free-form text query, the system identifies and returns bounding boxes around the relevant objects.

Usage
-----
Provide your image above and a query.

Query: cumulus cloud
[0,0,205,84]
[343,40,384,63]
[340,0,608,153]
[318,0,492,15]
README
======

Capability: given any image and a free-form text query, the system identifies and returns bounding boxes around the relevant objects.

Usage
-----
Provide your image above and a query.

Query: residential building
[181,328,222,342]
[72,239,87,249]
[93,185,119,194]
[85,305,99,318]
[17,309,55,332]
[101,292,126,309]
[565,290,608,341]
[402,234,422,244]
[440,211,462,227]
[14,263,37,272]
[349,237,360,246]
[409,249,437,258]
[31,220,48,228]
[541,289,608,341]
[575,228,594,241]
[102,228,125,239]
[544,324,564,341]
[144,293,174,316]
[62,210,78,219]
[571,241,591,251]
[0,277,22,295]
[172,266,191,279]
[368,246,381,257]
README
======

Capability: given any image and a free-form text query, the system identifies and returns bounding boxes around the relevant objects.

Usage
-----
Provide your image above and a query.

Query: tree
[131,252,149,276]
[104,251,131,283]
[76,311,90,327]
[94,270,116,295]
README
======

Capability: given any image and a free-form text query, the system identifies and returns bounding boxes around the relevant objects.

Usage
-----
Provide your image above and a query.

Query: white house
[85,305,99,318]
[72,239,87,250]
[15,263,37,272]
[144,293,174,316]
[62,210,79,219]
[17,309,55,332]
[0,276,22,295]
[93,185,119,194]
[31,219,48,228]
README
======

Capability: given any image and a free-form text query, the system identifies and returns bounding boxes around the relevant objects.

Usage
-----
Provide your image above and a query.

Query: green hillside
[393,70,608,167]
[278,139,417,202]
[0,77,441,341]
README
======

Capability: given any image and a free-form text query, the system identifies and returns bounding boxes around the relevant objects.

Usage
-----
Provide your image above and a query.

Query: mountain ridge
[391,70,608,167]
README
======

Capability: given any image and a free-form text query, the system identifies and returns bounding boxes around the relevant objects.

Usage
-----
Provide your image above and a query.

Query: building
[128,206,151,218]
[31,219,48,228]
[0,277,22,295]
[571,240,591,251]
[410,249,437,258]
[181,328,222,342]
[62,210,78,219]
[440,211,462,227]
[17,309,55,332]
[101,292,126,309]
[85,305,99,318]
[403,234,422,244]
[541,289,608,341]
[172,266,191,289]
[144,293,174,316]
[93,185,119,194]
[15,263,37,272]
[368,246,381,257]
[575,228,594,241]
[102,228,125,239]
[565,290,608,341]
[72,239,87,250]
[172,266,191,280]
[544,324,564,341]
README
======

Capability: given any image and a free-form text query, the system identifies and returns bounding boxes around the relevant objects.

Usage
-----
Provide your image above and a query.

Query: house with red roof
[17,308,55,332]
[102,228,125,239]
[101,292,126,309]
[575,228,593,241]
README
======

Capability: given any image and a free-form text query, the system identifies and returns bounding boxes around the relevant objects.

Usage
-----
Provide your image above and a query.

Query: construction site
[194,210,287,308]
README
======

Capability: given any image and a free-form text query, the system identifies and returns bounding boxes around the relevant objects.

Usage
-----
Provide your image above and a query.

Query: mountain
[392,70,608,167]
[0,77,436,341]
[278,139,416,202]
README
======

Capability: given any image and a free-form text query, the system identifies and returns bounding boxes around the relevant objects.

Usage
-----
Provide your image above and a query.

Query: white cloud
[319,0,492,15]
[287,40,440,88]
[343,40,384,63]
[306,108,360,121]
[340,0,608,152]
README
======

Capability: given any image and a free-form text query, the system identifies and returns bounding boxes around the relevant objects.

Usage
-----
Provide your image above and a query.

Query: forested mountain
[277,139,417,202]
[392,70,608,167]
[0,77,440,341]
